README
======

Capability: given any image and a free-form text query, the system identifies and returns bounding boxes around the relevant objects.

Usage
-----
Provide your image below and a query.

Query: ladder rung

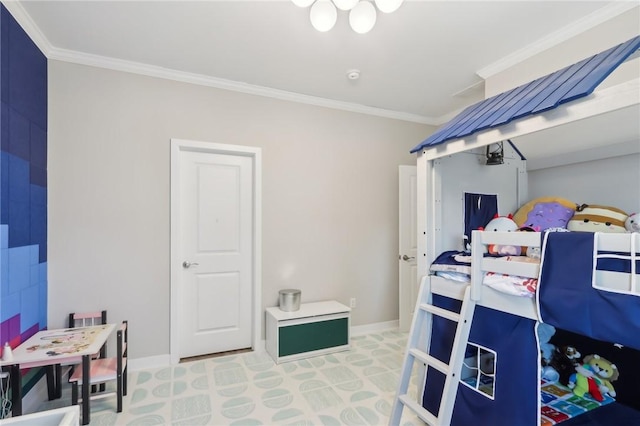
[398,394,438,426]
[419,303,461,322]
[390,281,475,426]
[409,348,450,375]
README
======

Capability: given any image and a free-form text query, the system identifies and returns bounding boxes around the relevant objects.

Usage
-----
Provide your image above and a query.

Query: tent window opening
[461,343,496,400]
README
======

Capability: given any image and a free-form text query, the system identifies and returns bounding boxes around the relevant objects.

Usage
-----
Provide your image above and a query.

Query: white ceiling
[5,0,633,124]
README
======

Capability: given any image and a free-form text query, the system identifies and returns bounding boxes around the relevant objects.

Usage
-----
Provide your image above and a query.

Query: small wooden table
[0,324,115,425]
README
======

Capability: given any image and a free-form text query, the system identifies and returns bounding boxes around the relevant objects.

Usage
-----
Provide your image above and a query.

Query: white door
[399,165,418,332]
[171,140,261,361]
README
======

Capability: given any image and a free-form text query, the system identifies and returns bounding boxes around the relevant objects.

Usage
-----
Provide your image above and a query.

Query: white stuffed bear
[481,214,520,255]
[626,213,639,233]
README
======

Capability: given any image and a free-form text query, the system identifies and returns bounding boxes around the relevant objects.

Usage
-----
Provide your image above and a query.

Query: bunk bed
[391,34,640,426]
[425,230,639,425]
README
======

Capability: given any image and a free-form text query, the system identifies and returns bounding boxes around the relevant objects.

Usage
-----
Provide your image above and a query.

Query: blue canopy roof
[411,35,640,154]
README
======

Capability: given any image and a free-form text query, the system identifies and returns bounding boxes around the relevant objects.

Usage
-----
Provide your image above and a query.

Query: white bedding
[431,253,540,297]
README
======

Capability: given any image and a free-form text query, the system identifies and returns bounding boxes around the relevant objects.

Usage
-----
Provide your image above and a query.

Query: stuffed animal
[538,323,556,367]
[480,214,520,255]
[550,345,582,386]
[513,197,577,231]
[626,213,639,233]
[583,354,618,398]
[517,225,541,259]
[568,354,619,401]
[567,204,628,233]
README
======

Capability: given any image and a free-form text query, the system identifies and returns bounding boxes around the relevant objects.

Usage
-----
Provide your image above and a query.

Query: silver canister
[279,289,301,312]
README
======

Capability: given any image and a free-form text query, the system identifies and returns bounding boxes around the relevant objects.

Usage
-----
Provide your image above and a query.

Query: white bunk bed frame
[392,229,639,425]
[391,37,640,424]
[416,78,640,283]
[432,230,640,320]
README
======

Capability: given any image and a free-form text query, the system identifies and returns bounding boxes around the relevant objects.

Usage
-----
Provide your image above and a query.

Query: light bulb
[374,0,403,13]
[310,0,338,32]
[332,0,359,11]
[292,0,315,7]
[349,1,376,34]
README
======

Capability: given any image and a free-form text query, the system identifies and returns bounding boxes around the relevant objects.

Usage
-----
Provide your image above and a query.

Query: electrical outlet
[350,298,356,308]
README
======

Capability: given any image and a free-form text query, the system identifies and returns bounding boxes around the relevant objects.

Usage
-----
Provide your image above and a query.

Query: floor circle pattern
[35,329,423,425]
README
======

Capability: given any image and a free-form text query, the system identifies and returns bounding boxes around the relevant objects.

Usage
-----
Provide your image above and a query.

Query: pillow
[567,204,628,233]
[430,250,471,275]
[513,197,577,231]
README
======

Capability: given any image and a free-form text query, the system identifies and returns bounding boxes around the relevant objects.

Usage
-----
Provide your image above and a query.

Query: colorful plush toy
[480,214,520,255]
[567,204,629,233]
[568,354,619,401]
[513,197,577,231]
[626,212,639,233]
[550,345,582,386]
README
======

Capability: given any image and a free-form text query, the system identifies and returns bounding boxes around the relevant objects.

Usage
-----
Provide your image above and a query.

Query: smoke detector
[346,69,360,80]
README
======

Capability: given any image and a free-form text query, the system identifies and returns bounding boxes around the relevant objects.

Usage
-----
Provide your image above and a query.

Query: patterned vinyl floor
[35,329,424,425]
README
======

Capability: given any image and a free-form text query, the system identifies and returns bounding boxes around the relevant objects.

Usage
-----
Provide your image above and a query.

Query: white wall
[529,154,640,216]
[47,61,432,359]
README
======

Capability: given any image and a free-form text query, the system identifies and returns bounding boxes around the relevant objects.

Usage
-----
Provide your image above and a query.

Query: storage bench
[265,300,351,363]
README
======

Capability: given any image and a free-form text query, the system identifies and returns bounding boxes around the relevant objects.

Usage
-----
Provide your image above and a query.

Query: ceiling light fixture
[293,0,404,34]
[310,0,338,32]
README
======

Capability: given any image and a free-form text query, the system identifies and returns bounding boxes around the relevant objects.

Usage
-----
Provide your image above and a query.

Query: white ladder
[389,275,476,426]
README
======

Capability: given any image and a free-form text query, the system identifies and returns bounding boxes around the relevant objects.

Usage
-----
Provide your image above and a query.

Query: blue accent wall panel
[8,246,30,292]
[8,200,29,247]
[0,102,7,152]
[30,122,46,169]
[0,10,7,105]
[19,284,38,333]
[1,224,7,248]
[7,9,46,130]
[8,107,29,160]
[8,154,29,203]
[0,4,47,349]
[0,152,7,223]
[1,291,19,322]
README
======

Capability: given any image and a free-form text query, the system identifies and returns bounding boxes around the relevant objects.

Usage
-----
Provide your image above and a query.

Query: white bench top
[266,300,350,321]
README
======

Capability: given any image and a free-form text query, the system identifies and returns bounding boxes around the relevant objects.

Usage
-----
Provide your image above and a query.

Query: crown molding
[49,46,436,124]
[2,0,434,125]
[7,0,630,127]
[476,2,638,79]
[1,0,53,55]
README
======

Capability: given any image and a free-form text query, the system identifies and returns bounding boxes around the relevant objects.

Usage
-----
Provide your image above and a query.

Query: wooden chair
[70,320,128,413]
[46,310,108,400]
[68,311,109,393]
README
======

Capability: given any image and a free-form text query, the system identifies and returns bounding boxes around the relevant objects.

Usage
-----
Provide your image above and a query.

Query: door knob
[401,255,415,261]
[182,261,199,268]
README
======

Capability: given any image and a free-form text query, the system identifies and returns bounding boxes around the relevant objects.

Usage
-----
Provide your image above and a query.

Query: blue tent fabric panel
[451,307,539,426]
[538,232,640,351]
[422,295,462,416]
[464,193,498,247]
[422,299,539,425]
[411,35,640,153]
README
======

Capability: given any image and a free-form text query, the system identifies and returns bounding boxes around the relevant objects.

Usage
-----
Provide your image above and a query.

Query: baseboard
[351,320,399,336]
[128,355,171,372]
[82,322,400,374]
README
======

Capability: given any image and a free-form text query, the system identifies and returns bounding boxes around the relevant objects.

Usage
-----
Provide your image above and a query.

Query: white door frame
[398,165,418,332]
[170,138,262,364]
